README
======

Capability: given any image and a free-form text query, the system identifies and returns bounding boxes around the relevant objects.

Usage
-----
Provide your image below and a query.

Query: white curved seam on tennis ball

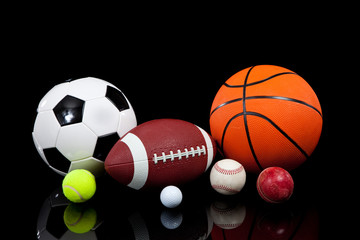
[67,212,84,226]
[64,185,84,200]
[81,170,95,178]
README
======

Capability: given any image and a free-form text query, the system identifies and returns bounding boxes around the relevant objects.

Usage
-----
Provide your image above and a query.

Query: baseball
[210,201,246,229]
[210,159,246,195]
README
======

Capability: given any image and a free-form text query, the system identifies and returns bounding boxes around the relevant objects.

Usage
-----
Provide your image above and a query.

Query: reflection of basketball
[210,65,322,173]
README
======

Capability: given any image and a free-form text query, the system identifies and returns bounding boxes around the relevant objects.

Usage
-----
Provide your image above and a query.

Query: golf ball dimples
[160,186,183,208]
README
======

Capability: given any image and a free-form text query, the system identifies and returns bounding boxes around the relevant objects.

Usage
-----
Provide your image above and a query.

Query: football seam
[153,145,206,164]
[105,159,149,167]
[105,147,214,168]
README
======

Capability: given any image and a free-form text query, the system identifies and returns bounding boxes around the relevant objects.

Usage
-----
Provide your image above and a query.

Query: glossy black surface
[12,34,348,239]
[93,133,120,161]
[54,95,85,126]
[34,163,322,240]
[43,147,71,173]
[105,85,130,112]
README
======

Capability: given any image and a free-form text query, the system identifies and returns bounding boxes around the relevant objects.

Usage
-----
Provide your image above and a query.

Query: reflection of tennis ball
[62,169,96,203]
[63,203,97,234]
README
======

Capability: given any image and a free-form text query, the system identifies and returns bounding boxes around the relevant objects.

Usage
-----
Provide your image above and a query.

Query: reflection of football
[105,119,217,190]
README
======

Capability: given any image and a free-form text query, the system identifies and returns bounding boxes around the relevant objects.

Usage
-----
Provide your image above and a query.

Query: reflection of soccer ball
[37,187,102,239]
[32,77,137,176]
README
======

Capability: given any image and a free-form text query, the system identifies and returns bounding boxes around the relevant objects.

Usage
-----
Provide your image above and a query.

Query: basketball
[210,65,322,173]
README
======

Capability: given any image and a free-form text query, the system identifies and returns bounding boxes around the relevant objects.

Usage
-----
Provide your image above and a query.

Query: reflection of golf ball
[160,186,183,208]
[160,209,183,229]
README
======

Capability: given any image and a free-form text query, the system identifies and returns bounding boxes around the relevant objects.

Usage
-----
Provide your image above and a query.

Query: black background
[6,17,350,239]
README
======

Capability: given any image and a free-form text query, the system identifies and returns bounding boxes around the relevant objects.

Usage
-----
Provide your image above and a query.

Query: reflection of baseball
[210,159,246,195]
[210,201,246,229]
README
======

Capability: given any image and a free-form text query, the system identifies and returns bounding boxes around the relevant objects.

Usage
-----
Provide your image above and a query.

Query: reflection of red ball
[256,167,294,203]
[257,208,293,238]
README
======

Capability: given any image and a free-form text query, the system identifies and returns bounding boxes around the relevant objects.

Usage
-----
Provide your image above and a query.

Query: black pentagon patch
[93,133,120,161]
[53,95,85,126]
[43,148,71,174]
[105,86,129,112]
[46,204,68,238]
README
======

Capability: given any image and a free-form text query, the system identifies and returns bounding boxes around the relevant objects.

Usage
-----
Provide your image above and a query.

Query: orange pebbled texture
[210,65,322,173]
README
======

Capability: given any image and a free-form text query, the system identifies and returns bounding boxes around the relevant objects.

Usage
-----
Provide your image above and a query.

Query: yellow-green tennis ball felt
[63,203,97,234]
[62,169,96,203]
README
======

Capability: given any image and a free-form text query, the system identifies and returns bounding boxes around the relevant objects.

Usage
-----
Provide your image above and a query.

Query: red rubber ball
[256,167,294,203]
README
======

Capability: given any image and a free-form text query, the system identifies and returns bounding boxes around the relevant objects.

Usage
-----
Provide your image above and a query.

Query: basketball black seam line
[247,207,259,239]
[242,66,263,171]
[247,96,322,117]
[210,97,243,116]
[288,209,307,240]
[218,66,311,171]
[220,112,244,150]
[222,229,227,240]
[210,95,322,117]
[224,71,296,88]
[220,111,309,165]
[246,111,309,158]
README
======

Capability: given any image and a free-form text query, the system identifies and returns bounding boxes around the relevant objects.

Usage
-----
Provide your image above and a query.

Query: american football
[105,119,217,190]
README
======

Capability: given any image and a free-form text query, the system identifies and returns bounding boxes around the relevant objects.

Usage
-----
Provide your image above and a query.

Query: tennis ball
[62,169,96,203]
[63,203,97,234]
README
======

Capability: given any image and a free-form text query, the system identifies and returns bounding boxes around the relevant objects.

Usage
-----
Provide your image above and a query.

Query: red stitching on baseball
[211,204,236,215]
[214,162,243,175]
[216,223,242,229]
[212,184,240,193]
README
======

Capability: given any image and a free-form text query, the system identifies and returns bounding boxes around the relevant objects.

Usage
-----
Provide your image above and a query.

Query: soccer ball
[32,77,137,176]
[37,187,102,239]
